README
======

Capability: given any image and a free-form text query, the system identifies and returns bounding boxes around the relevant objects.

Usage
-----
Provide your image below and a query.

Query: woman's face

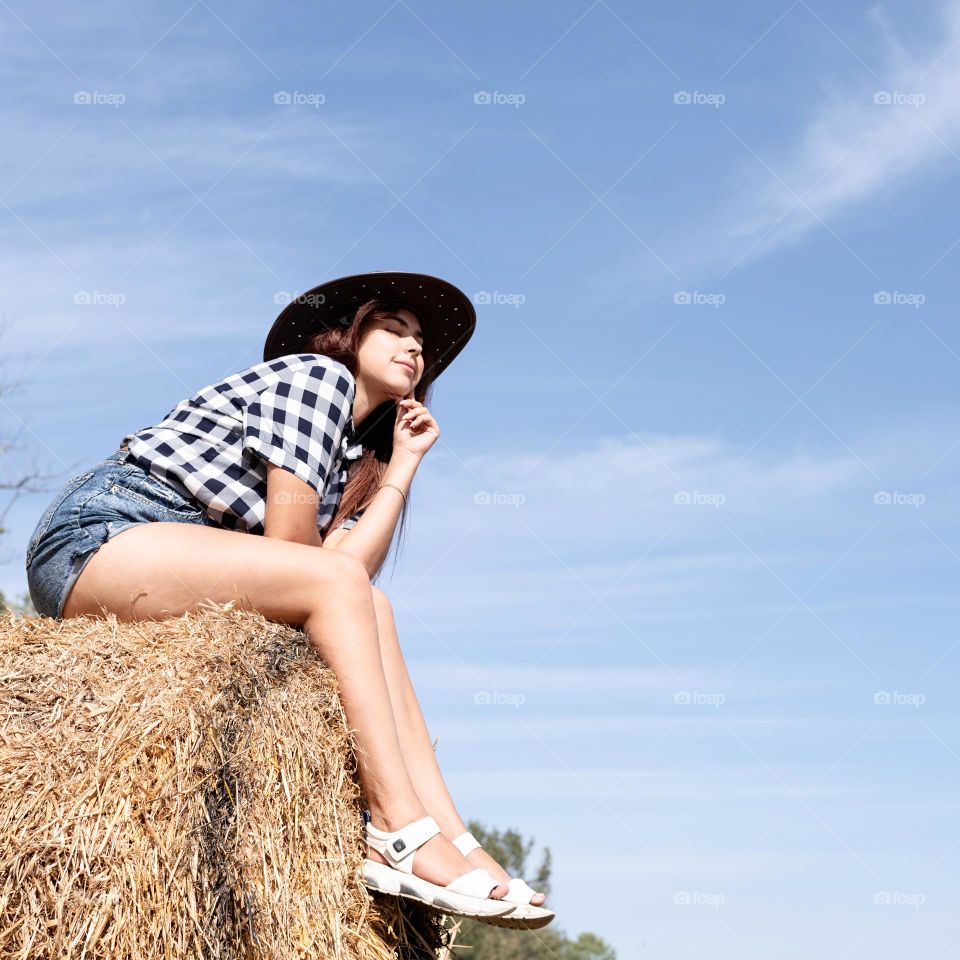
[357,307,425,403]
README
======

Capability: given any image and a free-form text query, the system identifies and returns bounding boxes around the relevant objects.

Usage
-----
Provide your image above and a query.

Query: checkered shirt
[119,354,364,536]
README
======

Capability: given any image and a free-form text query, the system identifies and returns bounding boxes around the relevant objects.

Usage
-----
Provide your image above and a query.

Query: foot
[459,845,546,907]
[366,825,510,901]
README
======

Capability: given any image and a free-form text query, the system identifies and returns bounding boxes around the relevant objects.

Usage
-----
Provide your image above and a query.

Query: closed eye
[389,318,424,344]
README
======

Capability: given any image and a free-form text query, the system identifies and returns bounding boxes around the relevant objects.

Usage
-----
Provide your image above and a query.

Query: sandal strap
[505,876,538,905]
[451,831,482,857]
[366,815,440,873]
[446,867,502,899]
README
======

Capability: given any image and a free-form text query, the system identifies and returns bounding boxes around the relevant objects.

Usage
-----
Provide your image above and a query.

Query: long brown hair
[302,297,439,554]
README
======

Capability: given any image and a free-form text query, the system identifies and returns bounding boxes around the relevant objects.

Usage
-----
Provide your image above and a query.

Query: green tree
[444,821,617,960]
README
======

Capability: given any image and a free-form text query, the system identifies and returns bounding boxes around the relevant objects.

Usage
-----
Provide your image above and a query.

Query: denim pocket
[25,470,97,569]
[106,468,204,518]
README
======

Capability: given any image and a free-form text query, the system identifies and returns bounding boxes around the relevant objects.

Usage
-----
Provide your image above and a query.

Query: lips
[394,360,415,374]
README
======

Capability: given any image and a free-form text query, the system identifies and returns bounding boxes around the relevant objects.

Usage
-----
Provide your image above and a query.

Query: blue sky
[2,1,960,957]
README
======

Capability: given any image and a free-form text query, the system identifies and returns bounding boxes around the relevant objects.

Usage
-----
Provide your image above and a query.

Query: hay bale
[0,602,447,959]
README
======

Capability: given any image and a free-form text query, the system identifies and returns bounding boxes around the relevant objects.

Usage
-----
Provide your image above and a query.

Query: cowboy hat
[264,270,476,377]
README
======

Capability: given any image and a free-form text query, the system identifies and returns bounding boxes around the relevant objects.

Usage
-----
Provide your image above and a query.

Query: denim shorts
[25,448,215,619]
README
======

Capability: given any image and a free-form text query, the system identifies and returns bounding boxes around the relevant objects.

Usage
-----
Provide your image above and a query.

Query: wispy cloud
[601,0,960,296]
[724,3,960,272]
[0,109,403,354]
[379,416,958,670]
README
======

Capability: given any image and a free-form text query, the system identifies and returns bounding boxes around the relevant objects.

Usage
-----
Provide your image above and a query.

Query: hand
[390,389,439,458]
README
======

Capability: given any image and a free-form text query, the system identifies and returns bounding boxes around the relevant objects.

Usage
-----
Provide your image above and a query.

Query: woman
[23,271,552,928]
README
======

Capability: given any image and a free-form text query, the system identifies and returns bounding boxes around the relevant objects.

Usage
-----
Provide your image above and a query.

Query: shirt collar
[341,414,363,461]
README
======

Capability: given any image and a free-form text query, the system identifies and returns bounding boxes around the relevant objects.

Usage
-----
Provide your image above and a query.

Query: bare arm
[262,462,324,547]
[263,450,422,579]
[263,391,437,578]
[321,449,421,579]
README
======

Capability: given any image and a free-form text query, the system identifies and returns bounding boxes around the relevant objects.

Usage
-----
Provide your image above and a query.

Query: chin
[387,371,415,392]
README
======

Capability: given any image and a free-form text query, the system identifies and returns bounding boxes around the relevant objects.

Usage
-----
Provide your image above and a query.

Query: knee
[318,548,369,591]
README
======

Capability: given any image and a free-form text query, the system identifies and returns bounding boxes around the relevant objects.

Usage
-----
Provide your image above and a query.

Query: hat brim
[263,271,476,378]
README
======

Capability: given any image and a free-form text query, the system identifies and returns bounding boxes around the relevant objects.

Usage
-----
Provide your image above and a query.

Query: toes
[489,882,510,900]
[531,892,545,906]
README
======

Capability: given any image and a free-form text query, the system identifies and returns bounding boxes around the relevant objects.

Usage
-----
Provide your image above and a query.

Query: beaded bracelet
[377,482,407,507]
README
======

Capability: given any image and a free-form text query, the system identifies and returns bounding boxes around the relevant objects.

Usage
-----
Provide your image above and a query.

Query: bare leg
[370,586,546,905]
[62,522,507,898]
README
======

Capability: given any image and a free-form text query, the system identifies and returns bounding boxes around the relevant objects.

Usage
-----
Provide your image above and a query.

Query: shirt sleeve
[242,358,356,493]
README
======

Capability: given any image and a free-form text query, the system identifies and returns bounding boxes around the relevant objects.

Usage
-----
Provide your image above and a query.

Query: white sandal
[452,831,556,929]
[362,812,516,921]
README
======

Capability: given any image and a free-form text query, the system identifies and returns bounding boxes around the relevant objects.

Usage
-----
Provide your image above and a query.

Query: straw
[0,601,447,959]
